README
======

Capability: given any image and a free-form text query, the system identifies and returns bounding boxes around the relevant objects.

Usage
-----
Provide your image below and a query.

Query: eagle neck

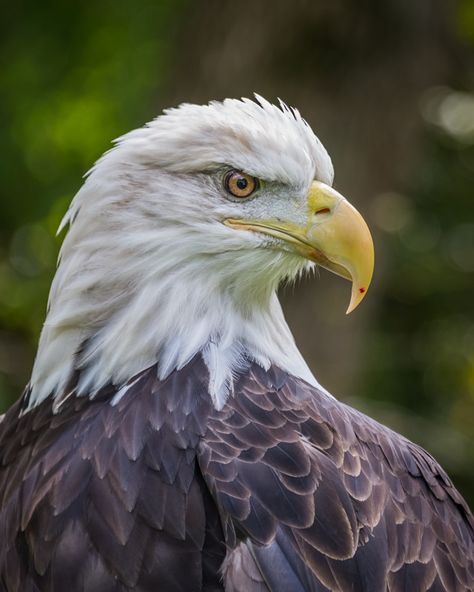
[28,250,319,411]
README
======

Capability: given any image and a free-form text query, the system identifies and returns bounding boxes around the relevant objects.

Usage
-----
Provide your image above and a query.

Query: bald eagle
[0,97,472,592]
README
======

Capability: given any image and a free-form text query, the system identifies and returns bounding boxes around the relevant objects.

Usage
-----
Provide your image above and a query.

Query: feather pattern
[0,359,224,592]
[200,361,474,591]
[1,356,473,591]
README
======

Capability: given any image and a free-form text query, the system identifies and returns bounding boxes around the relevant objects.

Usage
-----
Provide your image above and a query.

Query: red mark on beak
[359,287,366,294]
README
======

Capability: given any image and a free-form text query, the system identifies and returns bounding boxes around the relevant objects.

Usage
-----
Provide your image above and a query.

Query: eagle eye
[224,170,259,199]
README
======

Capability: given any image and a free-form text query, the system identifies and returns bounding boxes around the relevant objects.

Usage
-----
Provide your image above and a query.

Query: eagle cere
[0,97,472,591]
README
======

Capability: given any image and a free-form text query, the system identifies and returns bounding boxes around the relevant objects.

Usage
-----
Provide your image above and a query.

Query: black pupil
[236,176,248,190]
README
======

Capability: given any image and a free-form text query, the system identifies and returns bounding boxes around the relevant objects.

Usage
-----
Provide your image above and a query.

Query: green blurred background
[0,0,473,503]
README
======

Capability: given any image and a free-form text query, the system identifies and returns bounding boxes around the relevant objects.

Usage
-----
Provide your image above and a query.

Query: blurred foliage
[0,0,472,507]
[360,86,474,499]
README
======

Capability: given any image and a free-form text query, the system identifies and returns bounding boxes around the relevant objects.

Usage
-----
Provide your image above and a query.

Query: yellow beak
[224,181,374,313]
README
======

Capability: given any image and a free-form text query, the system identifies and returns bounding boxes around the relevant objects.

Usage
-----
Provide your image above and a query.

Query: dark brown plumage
[0,356,473,591]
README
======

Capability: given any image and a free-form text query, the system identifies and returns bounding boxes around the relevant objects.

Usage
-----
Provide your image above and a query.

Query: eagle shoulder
[199,362,474,592]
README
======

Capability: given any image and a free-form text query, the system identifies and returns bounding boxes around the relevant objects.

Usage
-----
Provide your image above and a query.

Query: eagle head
[29,96,374,409]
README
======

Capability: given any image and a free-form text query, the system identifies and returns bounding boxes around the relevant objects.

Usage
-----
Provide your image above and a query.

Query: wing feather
[200,362,474,591]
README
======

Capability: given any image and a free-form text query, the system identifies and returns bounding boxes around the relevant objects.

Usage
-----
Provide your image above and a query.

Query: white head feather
[28,96,334,410]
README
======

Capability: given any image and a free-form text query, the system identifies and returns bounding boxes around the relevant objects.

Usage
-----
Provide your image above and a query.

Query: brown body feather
[0,356,473,591]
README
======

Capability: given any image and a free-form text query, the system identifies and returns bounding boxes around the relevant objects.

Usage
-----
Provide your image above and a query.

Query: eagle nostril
[315,207,331,215]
